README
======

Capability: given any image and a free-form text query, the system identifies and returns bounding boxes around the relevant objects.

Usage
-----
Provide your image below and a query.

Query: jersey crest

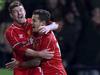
[18,34,24,38]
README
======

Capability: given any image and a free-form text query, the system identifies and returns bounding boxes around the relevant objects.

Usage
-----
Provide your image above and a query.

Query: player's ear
[9,13,13,18]
[42,21,46,26]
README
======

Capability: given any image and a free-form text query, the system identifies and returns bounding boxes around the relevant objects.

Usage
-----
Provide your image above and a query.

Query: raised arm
[38,22,59,34]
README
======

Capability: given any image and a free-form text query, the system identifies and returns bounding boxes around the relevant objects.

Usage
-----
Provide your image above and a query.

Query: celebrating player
[6,9,67,75]
[5,1,59,75]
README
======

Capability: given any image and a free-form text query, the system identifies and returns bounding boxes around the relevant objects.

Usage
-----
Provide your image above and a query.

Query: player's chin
[33,28,39,32]
[18,18,26,23]
[17,20,24,24]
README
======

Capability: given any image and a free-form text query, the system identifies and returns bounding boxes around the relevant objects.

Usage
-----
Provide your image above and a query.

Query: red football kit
[32,31,67,75]
[5,18,43,75]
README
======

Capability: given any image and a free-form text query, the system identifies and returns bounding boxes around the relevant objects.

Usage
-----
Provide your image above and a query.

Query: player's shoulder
[5,23,14,33]
[47,31,57,41]
[5,24,14,37]
[47,31,54,36]
[44,31,55,39]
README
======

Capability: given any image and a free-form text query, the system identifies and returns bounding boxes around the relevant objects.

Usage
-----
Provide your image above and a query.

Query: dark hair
[33,9,51,22]
[8,0,23,13]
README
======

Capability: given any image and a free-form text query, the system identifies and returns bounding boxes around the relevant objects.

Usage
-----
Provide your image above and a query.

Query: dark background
[0,0,100,75]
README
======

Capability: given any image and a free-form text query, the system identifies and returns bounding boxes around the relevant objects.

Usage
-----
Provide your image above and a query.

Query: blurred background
[0,0,100,75]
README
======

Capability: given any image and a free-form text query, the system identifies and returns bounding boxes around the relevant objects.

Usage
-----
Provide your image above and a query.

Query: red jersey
[5,18,43,75]
[32,31,67,75]
[5,18,33,62]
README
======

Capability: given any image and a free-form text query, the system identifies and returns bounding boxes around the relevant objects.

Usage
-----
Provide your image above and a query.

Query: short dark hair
[33,9,51,22]
[8,0,23,13]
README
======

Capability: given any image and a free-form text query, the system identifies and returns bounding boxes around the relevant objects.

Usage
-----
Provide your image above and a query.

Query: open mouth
[18,15,23,19]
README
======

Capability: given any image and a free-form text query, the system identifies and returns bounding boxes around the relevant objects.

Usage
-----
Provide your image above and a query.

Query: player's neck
[33,32,39,37]
[14,19,27,26]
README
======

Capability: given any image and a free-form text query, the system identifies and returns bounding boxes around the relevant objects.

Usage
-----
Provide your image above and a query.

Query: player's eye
[33,19,36,22]
[32,25,35,28]
[12,10,17,14]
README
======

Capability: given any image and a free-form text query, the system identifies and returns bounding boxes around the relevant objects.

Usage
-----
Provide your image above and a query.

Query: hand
[38,26,50,34]
[5,58,19,69]
[39,49,54,59]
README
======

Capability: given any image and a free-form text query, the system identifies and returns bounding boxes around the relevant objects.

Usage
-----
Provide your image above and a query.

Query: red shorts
[14,67,43,75]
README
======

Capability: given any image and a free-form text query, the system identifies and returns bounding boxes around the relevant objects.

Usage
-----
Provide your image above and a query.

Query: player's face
[92,8,100,18]
[32,14,44,32]
[10,5,26,24]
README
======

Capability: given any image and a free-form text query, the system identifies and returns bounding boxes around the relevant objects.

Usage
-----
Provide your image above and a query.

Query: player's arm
[19,58,42,68]
[25,48,54,59]
[38,22,59,34]
[6,58,42,69]
[5,30,54,59]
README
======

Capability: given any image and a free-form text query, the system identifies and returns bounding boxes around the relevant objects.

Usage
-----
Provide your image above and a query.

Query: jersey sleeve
[41,31,61,55]
[5,29,27,56]
[48,32,61,56]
